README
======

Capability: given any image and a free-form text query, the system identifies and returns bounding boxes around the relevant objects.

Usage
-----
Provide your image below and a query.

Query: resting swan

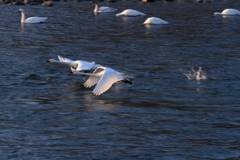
[19,9,48,23]
[143,17,168,25]
[116,9,145,17]
[72,67,132,95]
[214,9,240,15]
[91,0,117,13]
[47,55,101,72]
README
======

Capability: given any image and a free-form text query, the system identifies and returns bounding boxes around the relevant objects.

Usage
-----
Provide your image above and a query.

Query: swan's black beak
[46,59,50,62]
[122,78,132,85]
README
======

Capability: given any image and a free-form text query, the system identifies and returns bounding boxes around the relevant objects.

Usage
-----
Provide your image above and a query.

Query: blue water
[0,0,240,159]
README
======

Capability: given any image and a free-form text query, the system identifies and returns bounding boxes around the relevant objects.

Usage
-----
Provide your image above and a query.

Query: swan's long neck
[214,12,221,15]
[73,71,101,77]
[116,13,122,17]
[20,11,25,23]
[94,3,99,13]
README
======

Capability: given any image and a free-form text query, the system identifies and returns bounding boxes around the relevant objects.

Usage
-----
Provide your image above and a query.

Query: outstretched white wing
[83,67,104,88]
[58,55,74,63]
[92,70,123,95]
[58,55,77,69]
[76,60,95,71]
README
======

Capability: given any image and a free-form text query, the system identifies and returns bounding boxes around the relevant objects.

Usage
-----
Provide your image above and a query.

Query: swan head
[89,0,98,5]
[46,59,52,62]
[42,1,53,6]
[46,58,57,62]
[19,9,23,12]
[70,70,75,74]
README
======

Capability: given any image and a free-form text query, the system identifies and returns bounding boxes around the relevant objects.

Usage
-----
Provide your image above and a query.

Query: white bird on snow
[143,17,168,25]
[91,0,117,13]
[19,9,48,24]
[116,9,145,17]
[214,8,240,16]
[47,55,101,72]
[72,66,132,95]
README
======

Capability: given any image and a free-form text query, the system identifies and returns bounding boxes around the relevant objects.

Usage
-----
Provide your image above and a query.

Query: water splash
[183,67,207,81]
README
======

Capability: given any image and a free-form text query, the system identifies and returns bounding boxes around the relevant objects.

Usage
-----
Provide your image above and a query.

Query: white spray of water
[183,67,207,81]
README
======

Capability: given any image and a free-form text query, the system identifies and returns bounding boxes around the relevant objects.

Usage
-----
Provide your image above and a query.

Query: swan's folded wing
[58,55,74,63]
[92,71,122,95]
[99,7,109,10]
[25,17,47,23]
[99,7,117,12]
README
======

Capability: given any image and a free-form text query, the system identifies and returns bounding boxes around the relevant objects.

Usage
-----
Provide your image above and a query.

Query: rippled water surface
[0,0,240,159]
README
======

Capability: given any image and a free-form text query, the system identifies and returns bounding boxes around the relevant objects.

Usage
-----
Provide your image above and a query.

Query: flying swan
[116,9,145,17]
[214,9,240,15]
[47,55,101,72]
[143,17,168,25]
[19,9,48,23]
[91,0,117,13]
[72,67,132,95]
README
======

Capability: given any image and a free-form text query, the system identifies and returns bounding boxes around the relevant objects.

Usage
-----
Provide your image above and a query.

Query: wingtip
[122,78,132,85]
[93,91,101,96]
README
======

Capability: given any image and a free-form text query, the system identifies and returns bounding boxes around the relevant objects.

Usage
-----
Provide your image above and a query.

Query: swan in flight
[19,9,48,23]
[116,9,145,17]
[214,9,240,15]
[143,17,168,25]
[72,67,132,95]
[47,55,101,72]
[91,0,117,13]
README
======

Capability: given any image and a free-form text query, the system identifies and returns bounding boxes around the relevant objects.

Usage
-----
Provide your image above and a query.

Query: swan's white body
[19,9,48,23]
[143,17,168,25]
[91,0,117,13]
[214,9,240,15]
[47,55,101,72]
[116,9,145,17]
[96,6,117,13]
[73,67,132,95]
